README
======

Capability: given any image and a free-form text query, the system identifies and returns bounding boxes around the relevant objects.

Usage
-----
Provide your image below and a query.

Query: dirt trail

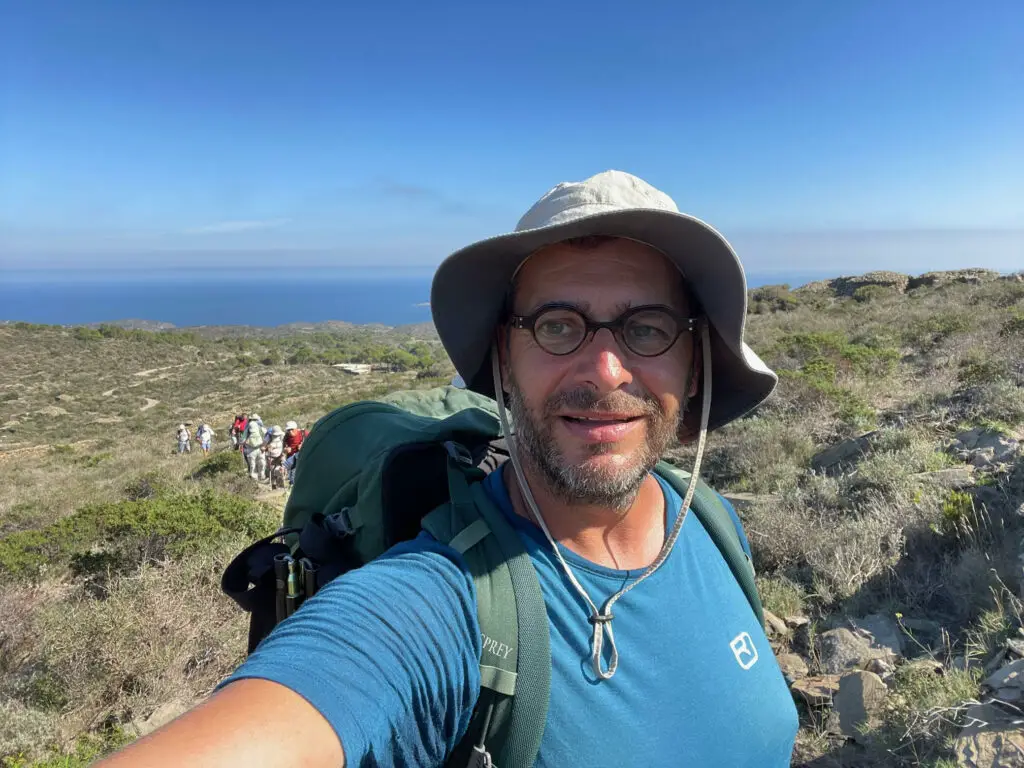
[0,439,98,465]
[140,398,160,411]
[255,487,289,505]
[132,363,191,378]
[101,387,118,397]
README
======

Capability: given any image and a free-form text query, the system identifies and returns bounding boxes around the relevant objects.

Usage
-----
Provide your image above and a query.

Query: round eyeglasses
[510,303,701,357]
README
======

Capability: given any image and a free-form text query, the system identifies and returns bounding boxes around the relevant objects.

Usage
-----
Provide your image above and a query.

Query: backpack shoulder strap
[423,457,550,768]
[654,461,764,628]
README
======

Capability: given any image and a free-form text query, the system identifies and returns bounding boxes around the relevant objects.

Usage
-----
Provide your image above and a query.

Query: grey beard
[506,376,684,511]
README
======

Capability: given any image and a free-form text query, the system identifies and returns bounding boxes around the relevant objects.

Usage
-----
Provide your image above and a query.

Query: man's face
[503,238,698,509]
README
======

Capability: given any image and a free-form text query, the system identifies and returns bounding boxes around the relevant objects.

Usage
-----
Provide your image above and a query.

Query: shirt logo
[730,632,759,670]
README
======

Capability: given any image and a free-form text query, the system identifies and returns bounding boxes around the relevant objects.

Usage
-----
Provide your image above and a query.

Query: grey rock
[763,610,791,639]
[849,614,905,658]
[812,432,877,473]
[866,657,895,682]
[791,675,841,707]
[832,670,888,740]
[954,702,1024,767]
[776,652,809,682]
[984,658,1024,694]
[1007,638,1024,658]
[908,269,1002,290]
[914,467,976,490]
[955,429,1021,466]
[817,628,881,675]
[784,615,811,629]
[971,448,996,469]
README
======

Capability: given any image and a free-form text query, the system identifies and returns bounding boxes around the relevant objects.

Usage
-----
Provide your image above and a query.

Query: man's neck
[502,463,666,571]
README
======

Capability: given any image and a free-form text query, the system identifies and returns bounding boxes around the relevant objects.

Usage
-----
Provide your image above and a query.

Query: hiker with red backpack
[102,171,797,767]
[282,420,306,485]
[230,414,248,450]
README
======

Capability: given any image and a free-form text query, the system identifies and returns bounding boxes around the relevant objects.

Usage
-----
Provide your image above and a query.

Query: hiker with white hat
[100,171,797,767]
[241,412,266,481]
[175,423,191,455]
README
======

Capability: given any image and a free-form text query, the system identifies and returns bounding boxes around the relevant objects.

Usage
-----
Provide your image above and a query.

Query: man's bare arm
[97,679,345,768]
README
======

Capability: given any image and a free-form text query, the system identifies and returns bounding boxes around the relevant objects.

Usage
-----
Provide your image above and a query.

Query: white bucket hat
[431,170,776,434]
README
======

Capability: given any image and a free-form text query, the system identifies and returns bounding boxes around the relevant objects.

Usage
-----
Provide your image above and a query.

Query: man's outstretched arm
[97,679,344,768]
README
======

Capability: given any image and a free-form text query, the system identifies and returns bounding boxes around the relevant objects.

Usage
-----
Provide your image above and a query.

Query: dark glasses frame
[509,302,702,357]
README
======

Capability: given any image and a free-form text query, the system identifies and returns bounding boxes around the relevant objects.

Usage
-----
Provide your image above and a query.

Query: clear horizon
[2,1,1022,274]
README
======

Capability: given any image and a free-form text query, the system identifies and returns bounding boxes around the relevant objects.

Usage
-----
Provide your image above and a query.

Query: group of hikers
[110,170,800,766]
[229,413,307,486]
[175,414,307,486]
[175,422,216,456]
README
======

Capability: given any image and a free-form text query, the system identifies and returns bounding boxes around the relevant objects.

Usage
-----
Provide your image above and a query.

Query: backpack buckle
[324,508,354,537]
[444,441,475,467]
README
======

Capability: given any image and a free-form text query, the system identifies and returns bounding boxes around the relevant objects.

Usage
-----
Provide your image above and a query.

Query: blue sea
[0,268,833,328]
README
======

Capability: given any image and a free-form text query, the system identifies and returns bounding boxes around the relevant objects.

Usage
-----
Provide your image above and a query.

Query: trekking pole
[299,558,318,601]
[285,557,301,617]
[273,553,291,624]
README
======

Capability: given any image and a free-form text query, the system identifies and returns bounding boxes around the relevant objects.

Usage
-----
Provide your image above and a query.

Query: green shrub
[1000,311,1024,338]
[1,727,132,768]
[190,450,239,480]
[74,452,112,468]
[937,490,974,536]
[852,284,895,303]
[957,355,1008,387]
[839,343,900,376]
[71,327,102,342]
[756,574,806,617]
[749,284,799,314]
[0,490,276,577]
[871,664,981,765]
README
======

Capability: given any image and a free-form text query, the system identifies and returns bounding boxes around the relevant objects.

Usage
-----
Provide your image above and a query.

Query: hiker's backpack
[245,422,265,448]
[222,386,763,768]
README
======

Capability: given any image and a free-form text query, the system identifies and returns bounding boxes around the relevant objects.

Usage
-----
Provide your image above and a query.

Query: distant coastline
[0,268,839,328]
[2,267,1017,329]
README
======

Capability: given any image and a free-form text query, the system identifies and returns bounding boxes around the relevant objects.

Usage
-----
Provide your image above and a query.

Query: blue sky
[1,0,1022,276]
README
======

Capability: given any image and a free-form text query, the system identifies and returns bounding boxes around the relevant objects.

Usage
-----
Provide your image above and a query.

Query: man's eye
[628,324,666,339]
[538,321,570,337]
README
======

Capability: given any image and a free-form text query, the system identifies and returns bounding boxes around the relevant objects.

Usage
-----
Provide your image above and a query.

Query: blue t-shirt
[224,470,798,766]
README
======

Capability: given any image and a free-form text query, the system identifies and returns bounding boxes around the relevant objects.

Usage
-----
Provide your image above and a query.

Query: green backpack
[222,385,763,768]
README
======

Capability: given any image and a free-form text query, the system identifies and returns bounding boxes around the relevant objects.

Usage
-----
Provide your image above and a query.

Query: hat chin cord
[490,325,712,680]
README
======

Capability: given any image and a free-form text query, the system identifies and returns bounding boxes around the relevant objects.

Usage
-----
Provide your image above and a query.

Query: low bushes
[0,490,276,578]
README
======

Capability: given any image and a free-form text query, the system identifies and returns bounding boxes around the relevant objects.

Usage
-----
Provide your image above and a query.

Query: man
[263,425,287,485]
[282,420,305,484]
[196,422,215,456]
[242,413,266,481]
[100,171,797,766]
[175,423,190,455]
[230,413,248,449]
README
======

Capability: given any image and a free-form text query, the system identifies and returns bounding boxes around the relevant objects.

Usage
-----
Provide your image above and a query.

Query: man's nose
[574,328,633,392]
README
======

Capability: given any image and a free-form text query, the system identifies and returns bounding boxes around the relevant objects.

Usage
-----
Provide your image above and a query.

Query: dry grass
[1,275,1023,765]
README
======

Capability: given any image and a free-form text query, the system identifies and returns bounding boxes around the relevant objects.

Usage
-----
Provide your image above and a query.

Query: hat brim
[430,208,777,433]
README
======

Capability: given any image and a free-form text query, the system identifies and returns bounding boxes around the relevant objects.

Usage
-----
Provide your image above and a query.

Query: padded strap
[424,461,551,768]
[654,462,764,627]
[449,519,491,555]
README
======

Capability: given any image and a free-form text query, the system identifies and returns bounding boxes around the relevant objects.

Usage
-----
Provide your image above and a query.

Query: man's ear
[687,339,702,399]
[496,326,512,394]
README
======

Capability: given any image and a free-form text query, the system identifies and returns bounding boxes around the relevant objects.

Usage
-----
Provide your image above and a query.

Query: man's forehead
[512,238,687,310]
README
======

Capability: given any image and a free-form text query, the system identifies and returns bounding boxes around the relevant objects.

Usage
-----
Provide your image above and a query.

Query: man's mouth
[557,413,645,443]
[560,414,643,425]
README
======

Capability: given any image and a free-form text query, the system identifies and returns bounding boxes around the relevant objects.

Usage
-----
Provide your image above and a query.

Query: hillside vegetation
[1,270,1022,766]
